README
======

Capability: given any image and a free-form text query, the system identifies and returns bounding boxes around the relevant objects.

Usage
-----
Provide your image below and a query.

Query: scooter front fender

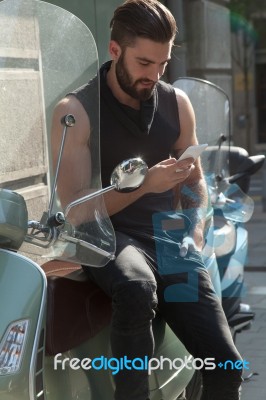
[0,249,46,400]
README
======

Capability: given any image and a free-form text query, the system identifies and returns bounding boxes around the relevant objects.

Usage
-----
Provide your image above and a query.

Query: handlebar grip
[47,212,65,227]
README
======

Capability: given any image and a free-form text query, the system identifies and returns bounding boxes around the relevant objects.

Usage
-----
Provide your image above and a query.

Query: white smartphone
[176,143,208,171]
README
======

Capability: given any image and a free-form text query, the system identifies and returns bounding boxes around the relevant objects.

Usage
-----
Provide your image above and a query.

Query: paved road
[235,169,266,399]
[237,271,266,399]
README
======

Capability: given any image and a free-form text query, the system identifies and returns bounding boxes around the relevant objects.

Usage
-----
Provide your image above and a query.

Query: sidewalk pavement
[245,169,266,269]
[246,201,266,270]
[237,270,266,400]
[235,170,266,399]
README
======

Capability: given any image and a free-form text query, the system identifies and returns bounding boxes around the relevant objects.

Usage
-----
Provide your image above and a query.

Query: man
[51,1,242,399]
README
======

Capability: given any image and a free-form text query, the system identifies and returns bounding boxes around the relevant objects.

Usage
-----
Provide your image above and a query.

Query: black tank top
[69,61,180,240]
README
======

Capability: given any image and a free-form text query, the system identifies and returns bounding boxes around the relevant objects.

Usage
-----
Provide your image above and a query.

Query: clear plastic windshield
[0,0,115,266]
[173,77,230,184]
[173,78,254,223]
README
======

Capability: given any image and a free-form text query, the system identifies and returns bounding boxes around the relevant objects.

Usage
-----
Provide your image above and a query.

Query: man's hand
[179,235,201,257]
[143,157,194,194]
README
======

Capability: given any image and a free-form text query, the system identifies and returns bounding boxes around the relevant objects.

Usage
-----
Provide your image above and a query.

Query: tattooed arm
[172,89,209,253]
[178,162,208,250]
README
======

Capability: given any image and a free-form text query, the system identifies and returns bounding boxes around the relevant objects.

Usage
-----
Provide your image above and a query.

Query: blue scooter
[173,77,265,340]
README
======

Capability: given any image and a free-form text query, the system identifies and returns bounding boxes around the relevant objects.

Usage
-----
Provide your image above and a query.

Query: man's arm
[103,156,194,216]
[172,89,208,251]
[51,96,94,226]
[51,96,194,224]
[51,96,92,207]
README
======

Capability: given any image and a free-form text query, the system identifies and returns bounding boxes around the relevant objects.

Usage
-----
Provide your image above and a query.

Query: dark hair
[110,0,177,48]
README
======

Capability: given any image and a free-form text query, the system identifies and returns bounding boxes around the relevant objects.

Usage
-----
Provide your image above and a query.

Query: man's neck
[106,61,140,110]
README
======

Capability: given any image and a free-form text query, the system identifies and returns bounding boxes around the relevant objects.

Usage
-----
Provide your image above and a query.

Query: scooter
[173,77,265,341]
[1,1,263,399]
[0,1,199,399]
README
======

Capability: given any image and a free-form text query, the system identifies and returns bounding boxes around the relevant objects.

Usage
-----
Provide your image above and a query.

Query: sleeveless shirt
[69,61,181,240]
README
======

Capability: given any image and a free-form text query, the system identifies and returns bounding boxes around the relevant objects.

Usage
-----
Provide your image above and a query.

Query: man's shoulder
[156,80,176,102]
[66,74,99,117]
[157,79,175,92]
[70,74,98,98]
[157,81,192,108]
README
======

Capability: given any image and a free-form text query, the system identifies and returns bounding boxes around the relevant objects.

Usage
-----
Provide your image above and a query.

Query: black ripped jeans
[84,231,242,400]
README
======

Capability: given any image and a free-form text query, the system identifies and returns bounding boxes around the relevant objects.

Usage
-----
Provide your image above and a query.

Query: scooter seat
[42,260,112,356]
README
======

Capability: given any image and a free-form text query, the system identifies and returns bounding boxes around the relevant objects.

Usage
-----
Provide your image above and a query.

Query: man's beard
[115,53,156,101]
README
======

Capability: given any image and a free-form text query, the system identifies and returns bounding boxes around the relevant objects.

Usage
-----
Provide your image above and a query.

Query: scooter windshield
[0,0,116,266]
[173,77,231,181]
[173,78,254,223]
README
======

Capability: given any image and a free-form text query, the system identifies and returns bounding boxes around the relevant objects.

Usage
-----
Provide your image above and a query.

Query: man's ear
[109,40,122,61]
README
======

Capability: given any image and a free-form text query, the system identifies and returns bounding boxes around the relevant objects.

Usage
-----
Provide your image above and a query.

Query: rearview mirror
[111,158,148,193]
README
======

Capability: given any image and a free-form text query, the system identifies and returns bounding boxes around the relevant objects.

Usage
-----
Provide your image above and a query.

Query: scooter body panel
[44,314,193,400]
[203,216,222,298]
[0,249,46,400]
[217,224,248,293]
[151,321,194,398]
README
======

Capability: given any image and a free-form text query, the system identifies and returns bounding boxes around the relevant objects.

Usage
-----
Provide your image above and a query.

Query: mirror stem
[64,185,115,218]
[48,114,76,217]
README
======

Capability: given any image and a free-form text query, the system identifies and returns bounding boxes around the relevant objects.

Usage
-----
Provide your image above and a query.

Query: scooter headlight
[0,319,29,375]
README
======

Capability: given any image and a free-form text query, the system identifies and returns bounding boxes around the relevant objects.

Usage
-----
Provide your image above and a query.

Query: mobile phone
[176,143,208,171]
